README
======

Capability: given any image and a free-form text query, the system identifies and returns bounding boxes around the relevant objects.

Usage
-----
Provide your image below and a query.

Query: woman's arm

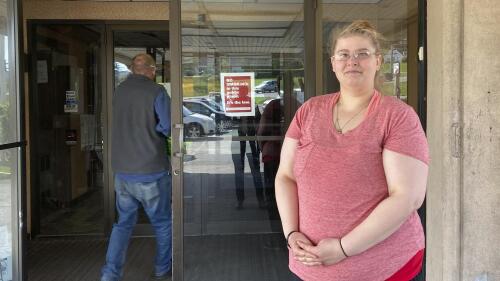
[298,149,428,265]
[275,137,300,237]
[276,137,318,260]
[341,149,428,256]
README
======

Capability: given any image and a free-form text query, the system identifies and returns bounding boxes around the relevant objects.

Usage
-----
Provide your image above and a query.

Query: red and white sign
[220,72,255,117]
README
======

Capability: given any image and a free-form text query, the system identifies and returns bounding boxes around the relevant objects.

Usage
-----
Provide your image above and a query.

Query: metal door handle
[174,123,184,153]
[172,123,184,177]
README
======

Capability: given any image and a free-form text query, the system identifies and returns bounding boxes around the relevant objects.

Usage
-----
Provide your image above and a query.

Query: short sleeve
[285,102,308,140]
[383,106,429,165]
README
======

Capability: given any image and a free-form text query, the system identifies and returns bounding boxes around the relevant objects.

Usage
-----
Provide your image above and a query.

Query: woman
[275,20,429,281]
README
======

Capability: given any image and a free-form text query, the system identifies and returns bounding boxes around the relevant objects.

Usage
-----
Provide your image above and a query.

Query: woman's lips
[344,70,362,75]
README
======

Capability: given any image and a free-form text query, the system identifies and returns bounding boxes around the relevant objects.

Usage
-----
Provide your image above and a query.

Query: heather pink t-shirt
[286,91,429,281]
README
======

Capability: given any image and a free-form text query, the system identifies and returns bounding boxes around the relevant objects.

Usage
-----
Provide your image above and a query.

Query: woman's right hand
[288,232,322,266]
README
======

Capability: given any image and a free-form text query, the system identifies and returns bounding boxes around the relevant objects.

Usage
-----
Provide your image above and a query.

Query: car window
[184,102,197,111]
[207,100,222,111]
[183,106,194,116]
[199,104,212,115]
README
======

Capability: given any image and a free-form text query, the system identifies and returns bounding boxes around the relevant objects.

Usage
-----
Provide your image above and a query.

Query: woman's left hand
[296,238,347,266]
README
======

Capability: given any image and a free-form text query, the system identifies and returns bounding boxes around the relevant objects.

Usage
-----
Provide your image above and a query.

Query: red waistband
[385,249,424,281]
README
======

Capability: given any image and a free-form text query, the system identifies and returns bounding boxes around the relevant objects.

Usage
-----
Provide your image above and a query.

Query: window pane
[181,1,304,280]
[0,2,18,144]
[322,1,419,109]
[32,24,105,234]
[0,148,18,281]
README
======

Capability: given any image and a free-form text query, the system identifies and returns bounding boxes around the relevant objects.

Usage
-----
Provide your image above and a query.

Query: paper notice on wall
[64,90,78,113]
[37,60,48,84]
[220,72,255,117]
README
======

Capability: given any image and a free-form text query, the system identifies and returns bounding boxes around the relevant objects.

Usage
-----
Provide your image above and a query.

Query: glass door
[0,0,23,280]
[29,23,105,236]
[107,24,170,235]
[177,1,305,280]
[321,0,421,110]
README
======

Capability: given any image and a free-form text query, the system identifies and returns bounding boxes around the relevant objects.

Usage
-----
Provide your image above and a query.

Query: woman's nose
[346,57,359,66]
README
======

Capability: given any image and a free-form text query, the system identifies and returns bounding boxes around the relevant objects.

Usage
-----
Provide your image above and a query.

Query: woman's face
[331,35,381,91]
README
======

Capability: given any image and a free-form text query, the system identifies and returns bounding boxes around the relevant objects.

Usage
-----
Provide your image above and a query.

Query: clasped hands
[289,232,347,267]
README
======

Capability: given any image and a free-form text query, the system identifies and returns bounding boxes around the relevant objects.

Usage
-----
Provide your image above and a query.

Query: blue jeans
[101,174,172,281]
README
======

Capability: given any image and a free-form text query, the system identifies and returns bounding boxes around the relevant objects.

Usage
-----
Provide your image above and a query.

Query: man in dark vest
[101,54,171,281]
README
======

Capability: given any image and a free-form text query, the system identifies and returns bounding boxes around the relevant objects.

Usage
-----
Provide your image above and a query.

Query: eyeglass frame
[331,49,379,62]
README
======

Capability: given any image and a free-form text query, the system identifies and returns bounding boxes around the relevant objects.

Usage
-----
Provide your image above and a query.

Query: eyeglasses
[331,50,377,62]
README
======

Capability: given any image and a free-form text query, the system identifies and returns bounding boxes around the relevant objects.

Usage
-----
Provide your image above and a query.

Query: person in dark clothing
[233,106,265,209]
[257,97,283,207]
[101,54,172,281]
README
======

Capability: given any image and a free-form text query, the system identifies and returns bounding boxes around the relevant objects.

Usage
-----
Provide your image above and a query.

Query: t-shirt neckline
[330,90,381,136]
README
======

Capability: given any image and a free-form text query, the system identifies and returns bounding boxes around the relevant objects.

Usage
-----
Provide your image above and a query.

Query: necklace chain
[334,101,367,134]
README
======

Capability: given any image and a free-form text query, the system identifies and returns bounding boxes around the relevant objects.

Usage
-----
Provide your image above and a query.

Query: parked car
[208,91,222,104]
[183,99,232,133]
[114,62,131,87]
[255,80,278,93]
[200,98,224,112]
[183,106,216,138]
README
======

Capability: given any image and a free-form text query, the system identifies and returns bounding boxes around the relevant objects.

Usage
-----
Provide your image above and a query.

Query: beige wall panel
[23,1,169,20]
[462,1,500,280]
[428,0,500,280]
[426,0,463,280]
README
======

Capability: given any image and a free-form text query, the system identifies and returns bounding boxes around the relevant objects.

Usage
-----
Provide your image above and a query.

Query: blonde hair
[330,20,385,91]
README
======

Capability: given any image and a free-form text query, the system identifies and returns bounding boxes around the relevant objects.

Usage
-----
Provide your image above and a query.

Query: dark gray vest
[111,74,169,174]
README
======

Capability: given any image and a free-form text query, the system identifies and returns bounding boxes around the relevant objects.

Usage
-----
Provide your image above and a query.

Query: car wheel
[185,123,203,138]
[216,121,224,133]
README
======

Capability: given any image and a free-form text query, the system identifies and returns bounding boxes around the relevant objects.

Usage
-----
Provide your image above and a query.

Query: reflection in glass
[181,1,304,280]
[233,109,264,210]
[322,0,419,108]
[0,9,17,145]
[0,148,18,281]
[31,25,104,235]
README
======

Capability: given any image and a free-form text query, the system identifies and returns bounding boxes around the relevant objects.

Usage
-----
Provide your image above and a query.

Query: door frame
[8,0,25,279]
[169,2,183,280]
[167,1,319,280]
[26,20,170,237]
[27,20,108,237]
[168,1,428,280]
[104,22,170,235]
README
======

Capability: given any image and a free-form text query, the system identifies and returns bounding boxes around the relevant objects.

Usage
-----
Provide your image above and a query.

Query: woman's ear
[376,54,382,71]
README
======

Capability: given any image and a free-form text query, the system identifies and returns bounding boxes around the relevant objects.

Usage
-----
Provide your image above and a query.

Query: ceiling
[181,0,417,54]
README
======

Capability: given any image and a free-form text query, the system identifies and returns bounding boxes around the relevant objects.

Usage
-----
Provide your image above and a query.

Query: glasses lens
[355,51,371,59]
[334,52,349,61]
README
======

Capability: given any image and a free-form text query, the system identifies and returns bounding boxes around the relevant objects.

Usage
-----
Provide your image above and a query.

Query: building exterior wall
[18,0,500,279]
[427,0,500,280]
[461,1,500,280]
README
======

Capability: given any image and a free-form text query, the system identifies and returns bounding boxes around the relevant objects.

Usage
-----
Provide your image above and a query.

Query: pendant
[336,128,343,134]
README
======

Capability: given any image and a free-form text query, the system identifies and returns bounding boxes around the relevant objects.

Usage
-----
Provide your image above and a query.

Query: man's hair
[130,53,156,75]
